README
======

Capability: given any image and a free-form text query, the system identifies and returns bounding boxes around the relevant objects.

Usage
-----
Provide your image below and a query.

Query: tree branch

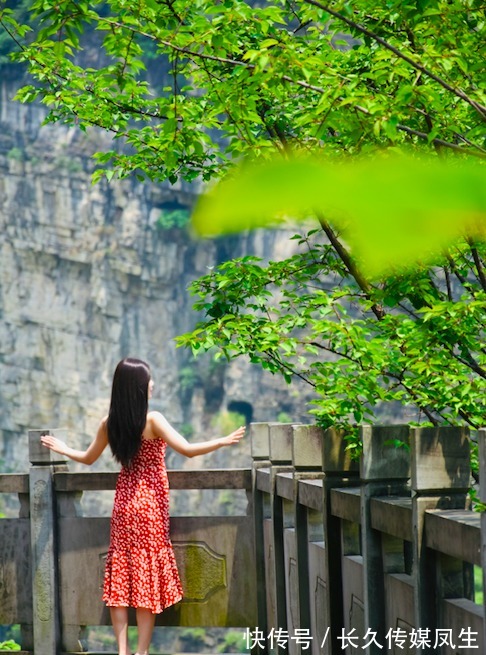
[467,240,486,293]
[263,351,316,387]
[447,252,479,296]
[306,340,444,425]
[444,266,453,302]
[317,217,386,320]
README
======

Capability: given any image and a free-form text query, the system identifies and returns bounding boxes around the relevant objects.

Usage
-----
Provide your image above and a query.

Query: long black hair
[107,357,151,467]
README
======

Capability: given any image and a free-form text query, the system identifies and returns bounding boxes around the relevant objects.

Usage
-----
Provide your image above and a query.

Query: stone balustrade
[250,422,481,655]
[1,424,486,654]
[0,429,256,655]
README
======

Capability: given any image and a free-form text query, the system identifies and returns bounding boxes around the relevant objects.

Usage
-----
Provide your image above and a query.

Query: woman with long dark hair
[41,357,245,655]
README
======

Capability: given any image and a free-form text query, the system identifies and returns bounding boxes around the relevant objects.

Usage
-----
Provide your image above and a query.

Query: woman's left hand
[40,434,69,456]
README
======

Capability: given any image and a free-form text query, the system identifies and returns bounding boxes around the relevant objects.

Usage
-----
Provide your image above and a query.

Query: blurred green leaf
[192,154,486,276]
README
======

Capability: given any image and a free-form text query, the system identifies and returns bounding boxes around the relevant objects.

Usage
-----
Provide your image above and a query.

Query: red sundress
[102,437,183,614]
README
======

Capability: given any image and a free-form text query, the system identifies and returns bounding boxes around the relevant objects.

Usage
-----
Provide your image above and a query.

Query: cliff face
[0,80,313,471]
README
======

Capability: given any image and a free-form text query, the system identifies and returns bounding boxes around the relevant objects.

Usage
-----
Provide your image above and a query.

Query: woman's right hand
[221,425,246,446]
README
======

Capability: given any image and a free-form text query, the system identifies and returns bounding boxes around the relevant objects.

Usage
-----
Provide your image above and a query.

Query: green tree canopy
[1,0,485,438]
[1,0,484,179]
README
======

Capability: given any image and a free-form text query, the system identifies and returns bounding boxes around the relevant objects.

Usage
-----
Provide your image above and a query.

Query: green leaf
[192,153,486,277]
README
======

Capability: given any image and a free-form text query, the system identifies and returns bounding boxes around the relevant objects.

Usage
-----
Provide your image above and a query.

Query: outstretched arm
[40,418,109,465]
[149,411,245,458]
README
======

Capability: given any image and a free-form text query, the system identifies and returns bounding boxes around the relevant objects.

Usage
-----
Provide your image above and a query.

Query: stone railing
[1,424,486,654]
[250,423,485,655]
[0,430,257,655]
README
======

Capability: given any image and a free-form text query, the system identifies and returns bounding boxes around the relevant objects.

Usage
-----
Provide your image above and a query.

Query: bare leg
[135,607,156,655]
[110,606,131,655]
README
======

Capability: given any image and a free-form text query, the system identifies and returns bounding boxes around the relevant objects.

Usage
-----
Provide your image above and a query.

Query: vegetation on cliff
[1,0,485,441]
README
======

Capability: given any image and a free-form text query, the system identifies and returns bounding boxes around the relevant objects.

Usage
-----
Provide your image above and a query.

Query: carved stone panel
[58,514,257,629]
[172,541,226,602]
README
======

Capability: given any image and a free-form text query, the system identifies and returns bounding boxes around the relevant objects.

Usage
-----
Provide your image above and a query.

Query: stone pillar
[28,429,67,655]
[272,424,323,655]
[315,426,359,655]
[250,422,271,649]
[268,423,295,654]
[410,426,470,651]
[360,425,411,655]
[292,426,324,636]
[251,421,293,654]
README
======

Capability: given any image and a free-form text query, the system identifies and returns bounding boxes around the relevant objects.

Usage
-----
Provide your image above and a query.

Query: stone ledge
[0,473,29,493]
[255,467,271,493]
[370,496,412,542]
[425,508,481,566]
[53,468,252,491]
[330,487,361,524]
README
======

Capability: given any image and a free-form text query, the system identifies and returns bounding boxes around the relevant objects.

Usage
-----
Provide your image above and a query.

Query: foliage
[6,147,24,162]
[1,0,485,437]
[157,208,191,230]
[0,640,20,651]
[177,236,486,432]
[277,411,293,424]
[1,0,484,183]
[210,410,246,435]
[474,566,483,605]
[177,422,195,438]
[218,630,250,653]
[192,153,486,276]
[179,365,200,392]
[0,624,20,649]
[179,627,207,652]
[0,0,32,66]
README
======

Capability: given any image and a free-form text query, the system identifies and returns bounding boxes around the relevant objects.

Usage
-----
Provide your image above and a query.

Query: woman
[41,357,245,655]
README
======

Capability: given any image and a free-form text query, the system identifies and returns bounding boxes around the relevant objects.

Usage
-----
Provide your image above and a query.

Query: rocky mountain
[0,77,314,473]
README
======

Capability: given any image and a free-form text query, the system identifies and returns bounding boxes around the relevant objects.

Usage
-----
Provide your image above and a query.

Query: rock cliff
[0,78,313,472]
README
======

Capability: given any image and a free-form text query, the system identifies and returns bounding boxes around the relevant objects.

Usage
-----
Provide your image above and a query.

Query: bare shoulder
[147,410,166,425]
[145,411,168,439]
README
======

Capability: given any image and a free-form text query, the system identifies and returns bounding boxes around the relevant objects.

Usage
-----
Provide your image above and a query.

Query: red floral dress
[102,437,183,614]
